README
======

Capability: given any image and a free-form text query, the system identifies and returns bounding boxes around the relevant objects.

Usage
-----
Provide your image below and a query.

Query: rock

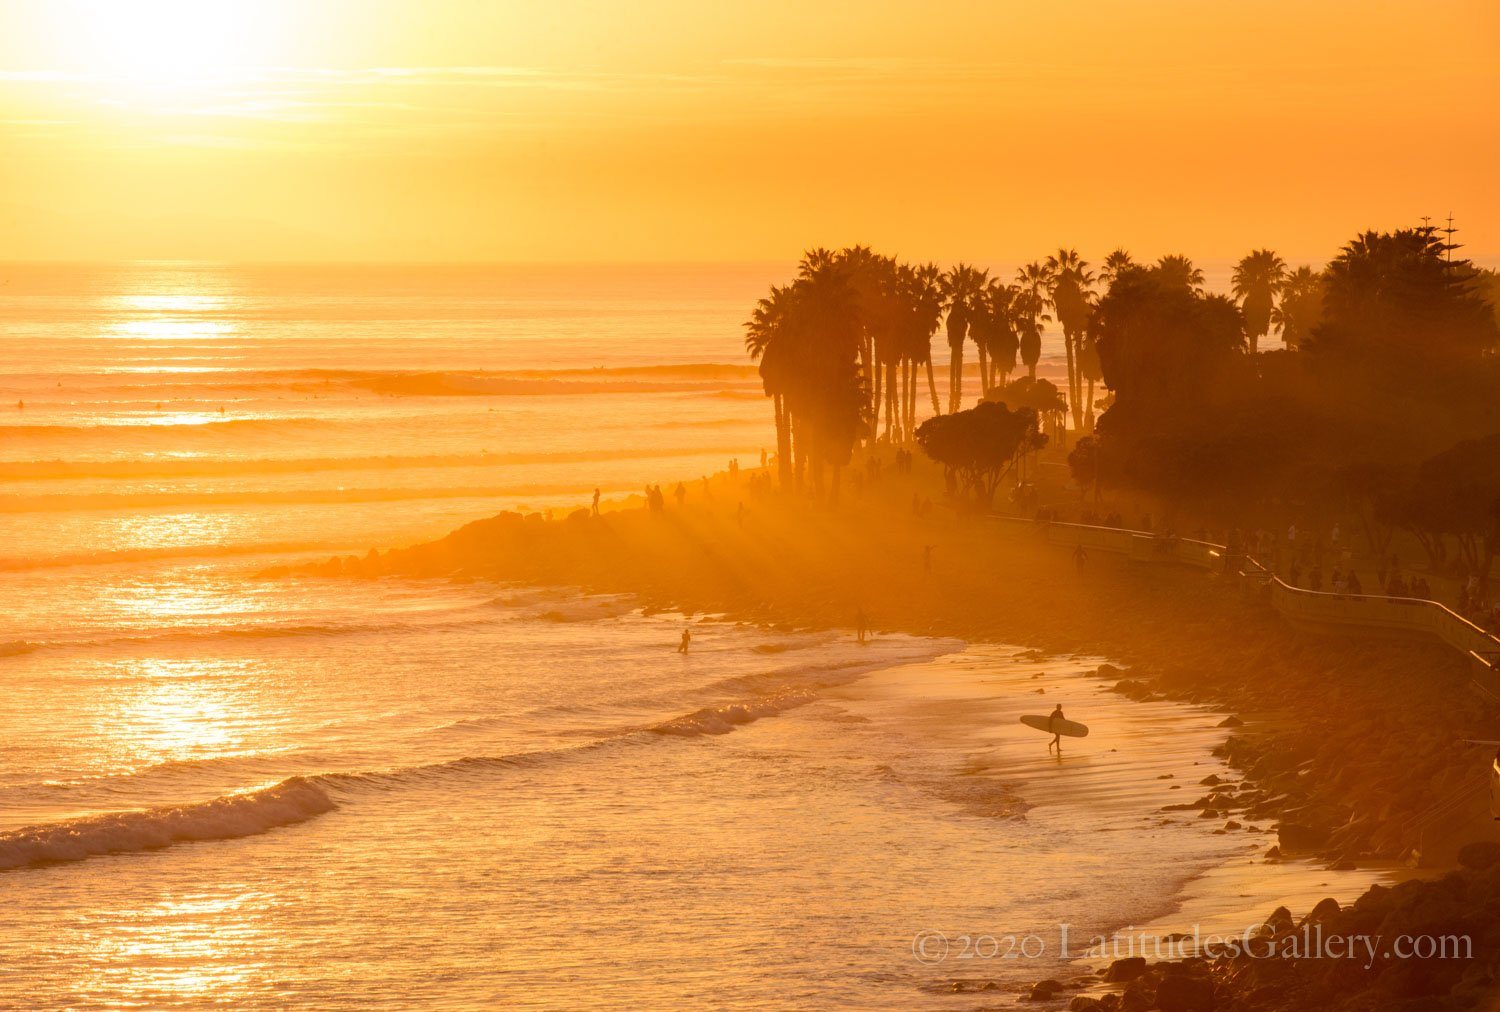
[1277,823,1330,851]
[1104,956,1147,982]
[1097,663,1124,679]
[566,508,590,523]
[1029,978,1065,1000]
[1217,715,1244,727]
[1457,840,1500,871]
[1199,774,1222,786]
[1068,998,1104,1012]
[1299,897,1342,926]
[1262,905,1294,935]
[1224,820,1242,830]
[1155,974,1214,1012]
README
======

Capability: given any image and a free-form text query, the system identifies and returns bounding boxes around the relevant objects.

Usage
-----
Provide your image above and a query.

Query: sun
[61,0,279,89]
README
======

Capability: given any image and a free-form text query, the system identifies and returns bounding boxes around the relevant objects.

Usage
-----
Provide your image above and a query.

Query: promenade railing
[986,512,1500,677]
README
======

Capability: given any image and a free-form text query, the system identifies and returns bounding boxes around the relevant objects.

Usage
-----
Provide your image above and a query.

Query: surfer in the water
[1047,704,1066,752]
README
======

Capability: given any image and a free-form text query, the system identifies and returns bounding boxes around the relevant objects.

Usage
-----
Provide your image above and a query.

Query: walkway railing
[986,512,1500,676]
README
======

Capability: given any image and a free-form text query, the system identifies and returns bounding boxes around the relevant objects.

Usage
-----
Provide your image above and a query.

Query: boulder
[1217,715,1244,728]
[1029,978,1064,1000]
[1155,974,1215,1012]
[1277,823,1331,851]
[1299,897,1343,927]
[1104,956,1147,982]
[1457,840,1500,871]
[1068,998,1104,1012]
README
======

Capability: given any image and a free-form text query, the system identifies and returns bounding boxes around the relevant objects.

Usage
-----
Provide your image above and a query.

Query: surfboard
[1020,714,1090,738]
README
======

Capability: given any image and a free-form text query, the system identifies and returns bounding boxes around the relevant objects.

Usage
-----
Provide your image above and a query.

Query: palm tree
[1045,248,1095,431]
[1154,254,1204,291]
[1099,249,1135,288]
[898,262,945,440]
[1078,304,1103,431]
[1231,249,1287,353]
[746,254,869,498]
[941,264,988,412]
[1015,261,1052,380]
[744,285,796,487]
[969,279,1020,394]
[1272,266,1325,350]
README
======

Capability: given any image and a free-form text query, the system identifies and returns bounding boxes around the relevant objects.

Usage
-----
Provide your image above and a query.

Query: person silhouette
[1047,704,1066,753]
[678,628,691,654]
[592,487,601,517]
[855,608,868,643]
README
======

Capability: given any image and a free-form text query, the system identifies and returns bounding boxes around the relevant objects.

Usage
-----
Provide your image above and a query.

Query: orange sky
[1,0,1496,263]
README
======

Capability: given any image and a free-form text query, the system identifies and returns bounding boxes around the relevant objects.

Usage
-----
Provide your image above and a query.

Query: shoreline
[271,459,1500,1008]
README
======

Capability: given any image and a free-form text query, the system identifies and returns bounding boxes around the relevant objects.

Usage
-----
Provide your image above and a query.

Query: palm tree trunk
[977,346,990,397]
[884,362,898,441]
[900,361,911,442]
[1084,378,1095,433]
[948,345,963,413]
[1064,330,1080,432]
[905,361,918,441]
[774,394,791,487]
[871,355,883,443]
[791,414,805,491]
[925,359,941,418]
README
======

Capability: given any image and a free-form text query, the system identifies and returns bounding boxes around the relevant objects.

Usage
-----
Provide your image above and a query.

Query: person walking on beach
[1047,704,1066,753]
[592,487,601,517]
[674,482,686,509]
[922,545,933,573]
[1074,544,1088,573]
[855,608,868,644]
[678,628,692,654]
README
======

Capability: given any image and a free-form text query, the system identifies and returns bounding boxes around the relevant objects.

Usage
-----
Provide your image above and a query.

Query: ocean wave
[3,617,501,659]
[350,370,755,397]
[0,417,329,439]
[0,640,39,657]
[0,776,335,872]
[648,687,817,737]
[0,541,341,573]
[0,445,743,482]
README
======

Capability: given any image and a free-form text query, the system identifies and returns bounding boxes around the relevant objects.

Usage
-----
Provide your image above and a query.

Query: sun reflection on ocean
[82,891,266,1006]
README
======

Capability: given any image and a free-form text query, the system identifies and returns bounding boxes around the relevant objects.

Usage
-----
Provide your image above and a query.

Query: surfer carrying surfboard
[1048,704,1065,752]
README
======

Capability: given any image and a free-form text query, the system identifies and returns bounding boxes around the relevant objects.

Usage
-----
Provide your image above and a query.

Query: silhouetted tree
[1232,249,1287,354]
[1099,249,1135,287]
[745,251,871,498]
[1046,248,1094,429]
[915,401,1044,508]
[1154,254,1205,292]
[1306,227,1499,390]
[1015,261,1052,380]
[942,264,988,412]
[1272,266,1324,350]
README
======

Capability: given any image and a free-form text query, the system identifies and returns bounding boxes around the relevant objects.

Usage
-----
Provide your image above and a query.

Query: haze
[1,0,1497,263]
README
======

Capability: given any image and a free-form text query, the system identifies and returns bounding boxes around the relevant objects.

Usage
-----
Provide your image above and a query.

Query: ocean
[0,263,1367,1008]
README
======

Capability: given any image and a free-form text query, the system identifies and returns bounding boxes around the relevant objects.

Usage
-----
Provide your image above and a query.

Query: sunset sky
[1,0,1496,263]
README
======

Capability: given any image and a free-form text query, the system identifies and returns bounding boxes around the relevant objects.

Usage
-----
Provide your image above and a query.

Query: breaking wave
[0,776,336,871]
